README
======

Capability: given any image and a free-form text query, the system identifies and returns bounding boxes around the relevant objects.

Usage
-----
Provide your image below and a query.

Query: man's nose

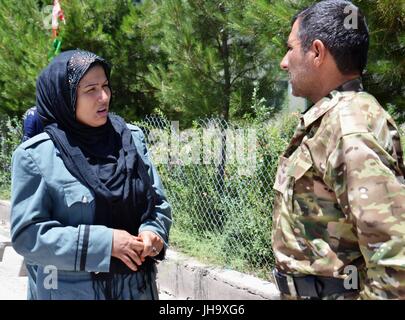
[280,54,288,71]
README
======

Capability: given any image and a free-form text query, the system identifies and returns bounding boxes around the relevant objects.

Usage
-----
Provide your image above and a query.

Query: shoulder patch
[337,92,371,136]
[127,123,146,142]
[19,132,50,150]
[126,123,142,132]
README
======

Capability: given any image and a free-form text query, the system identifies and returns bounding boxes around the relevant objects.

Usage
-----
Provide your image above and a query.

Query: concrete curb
[0,200,11,239]
[0,200,10,224]
[157,250,280,300]
[0,199,280,300]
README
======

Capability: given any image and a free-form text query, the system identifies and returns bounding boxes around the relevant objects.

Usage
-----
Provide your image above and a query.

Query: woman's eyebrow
[81,79,108,88]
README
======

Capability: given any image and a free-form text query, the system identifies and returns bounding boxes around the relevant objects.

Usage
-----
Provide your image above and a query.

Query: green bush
[0,115,23,199]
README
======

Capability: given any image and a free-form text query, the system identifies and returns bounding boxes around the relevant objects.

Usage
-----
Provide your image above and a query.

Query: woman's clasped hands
[111,230,164,271]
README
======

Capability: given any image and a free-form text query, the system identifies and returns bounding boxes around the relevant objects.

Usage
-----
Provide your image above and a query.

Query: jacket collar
[302,78,363,128]
[330,77,363,95]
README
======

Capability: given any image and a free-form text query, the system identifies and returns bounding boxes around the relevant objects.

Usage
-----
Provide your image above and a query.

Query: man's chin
[291,89,302,98]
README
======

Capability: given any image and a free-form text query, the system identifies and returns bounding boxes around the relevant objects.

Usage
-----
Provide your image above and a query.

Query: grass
[169,225,272,280]
[0,184,10,201]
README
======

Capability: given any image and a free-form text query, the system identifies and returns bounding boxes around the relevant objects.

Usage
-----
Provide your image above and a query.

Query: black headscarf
[36,50,157,284]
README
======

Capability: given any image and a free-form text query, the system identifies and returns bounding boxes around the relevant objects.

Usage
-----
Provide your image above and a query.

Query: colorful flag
[52,0,65,38]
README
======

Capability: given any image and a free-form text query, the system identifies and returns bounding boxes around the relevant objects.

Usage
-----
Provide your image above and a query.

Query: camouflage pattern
[272,89,405,299]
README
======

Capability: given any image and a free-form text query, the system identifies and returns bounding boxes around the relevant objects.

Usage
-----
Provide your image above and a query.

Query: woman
[10,50,172,300]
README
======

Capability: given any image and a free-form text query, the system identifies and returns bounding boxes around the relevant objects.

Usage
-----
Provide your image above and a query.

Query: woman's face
[75,64,111,127]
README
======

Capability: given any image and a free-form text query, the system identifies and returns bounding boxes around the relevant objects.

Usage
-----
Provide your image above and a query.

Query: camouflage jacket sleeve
[326,130,405,299]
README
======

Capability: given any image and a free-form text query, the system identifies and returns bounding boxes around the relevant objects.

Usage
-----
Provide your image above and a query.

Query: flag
[52,0,65,38]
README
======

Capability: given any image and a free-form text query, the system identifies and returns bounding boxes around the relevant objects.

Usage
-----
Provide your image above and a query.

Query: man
[22,106,44,142]
[272,0,405,300]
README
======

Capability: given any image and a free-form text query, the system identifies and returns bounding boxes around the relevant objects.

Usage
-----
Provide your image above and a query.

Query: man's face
[280,19,315,99]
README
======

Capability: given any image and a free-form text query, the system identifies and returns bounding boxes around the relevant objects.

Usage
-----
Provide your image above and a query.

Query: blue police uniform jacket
[10,124,172,300]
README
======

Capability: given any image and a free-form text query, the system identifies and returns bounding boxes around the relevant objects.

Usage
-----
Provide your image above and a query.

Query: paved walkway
[0,232,27,300]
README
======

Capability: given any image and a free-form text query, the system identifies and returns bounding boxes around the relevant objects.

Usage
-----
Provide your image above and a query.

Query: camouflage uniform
[272,81,405,299]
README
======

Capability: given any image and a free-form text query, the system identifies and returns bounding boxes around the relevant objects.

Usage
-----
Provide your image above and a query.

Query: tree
[0,0,164,121]
[0,0,50,116]
[146,0,285,125]
[356,0,405,121]
[255,0,405,120]
[0,0,402,124]
[59,0,164,120]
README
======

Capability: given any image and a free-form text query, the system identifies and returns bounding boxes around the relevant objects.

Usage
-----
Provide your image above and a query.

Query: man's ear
[311,39,326,67]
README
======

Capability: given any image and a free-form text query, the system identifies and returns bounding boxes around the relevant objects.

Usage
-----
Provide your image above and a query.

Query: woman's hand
[138,231,164,260]
[111,229,144,271]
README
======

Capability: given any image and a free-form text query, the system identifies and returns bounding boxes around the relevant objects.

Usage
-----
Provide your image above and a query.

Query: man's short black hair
[292,0,369,75]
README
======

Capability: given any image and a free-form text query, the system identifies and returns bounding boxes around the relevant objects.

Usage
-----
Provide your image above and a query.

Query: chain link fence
[137,113,298,279]
[1,111,405,279]
[0,112,298,280]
